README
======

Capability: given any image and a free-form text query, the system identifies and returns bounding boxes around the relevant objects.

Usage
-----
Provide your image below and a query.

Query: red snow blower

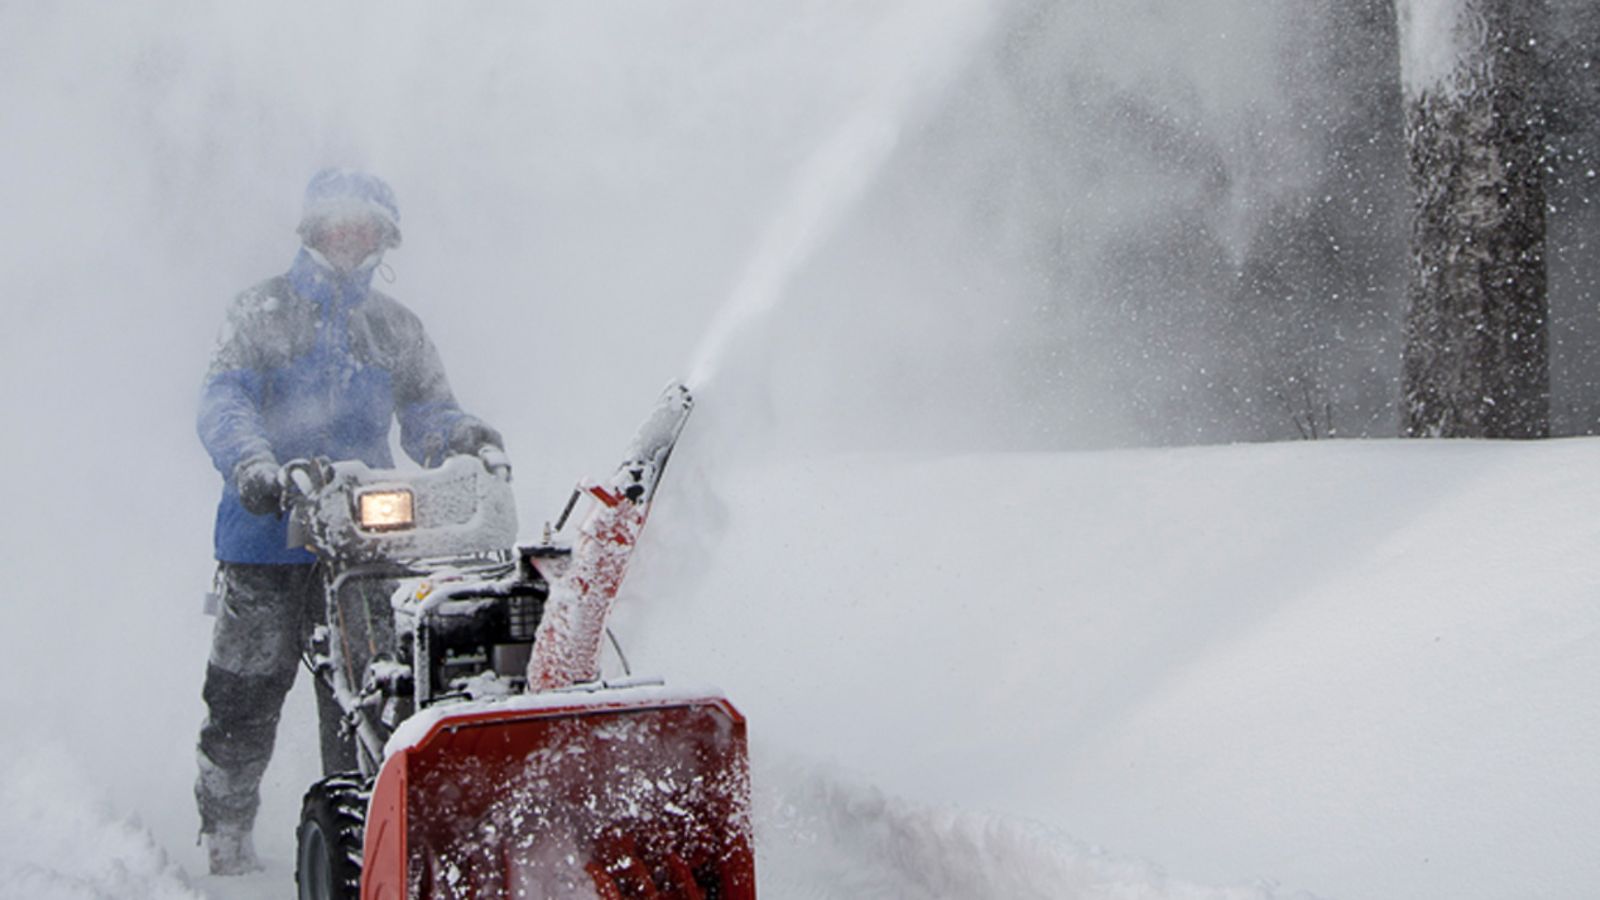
[283,383,755,899]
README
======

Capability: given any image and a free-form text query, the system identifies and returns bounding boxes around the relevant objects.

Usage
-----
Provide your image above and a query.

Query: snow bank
[754,759,1311,899]
[0,744,199,900]
[623,437,1600,899]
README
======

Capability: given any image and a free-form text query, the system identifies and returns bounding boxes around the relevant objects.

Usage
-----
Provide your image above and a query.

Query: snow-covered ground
[4,437,1596,898]
[632,436,1600,899]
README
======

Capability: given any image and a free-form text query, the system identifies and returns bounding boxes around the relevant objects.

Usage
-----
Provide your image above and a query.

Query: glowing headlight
[357,488,414,531]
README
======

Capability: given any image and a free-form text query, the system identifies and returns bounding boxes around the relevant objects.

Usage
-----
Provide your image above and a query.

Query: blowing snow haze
[2,1,1599,898]
[9,1,1599,470]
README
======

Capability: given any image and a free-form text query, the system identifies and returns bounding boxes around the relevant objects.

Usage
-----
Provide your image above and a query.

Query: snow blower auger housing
[286,384,756,900]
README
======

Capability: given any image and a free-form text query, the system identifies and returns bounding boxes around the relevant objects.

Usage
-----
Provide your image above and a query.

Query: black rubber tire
[296,773,368,900]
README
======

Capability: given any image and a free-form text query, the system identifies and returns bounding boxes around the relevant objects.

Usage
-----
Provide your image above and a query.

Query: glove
[235,456,283,516]
[447,419,504,456]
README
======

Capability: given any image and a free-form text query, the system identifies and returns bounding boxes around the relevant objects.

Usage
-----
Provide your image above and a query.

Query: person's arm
[198,294,275,480]
[388,304,503,467]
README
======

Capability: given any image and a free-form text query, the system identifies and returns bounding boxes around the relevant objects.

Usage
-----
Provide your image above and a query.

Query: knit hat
[296,168,402,248]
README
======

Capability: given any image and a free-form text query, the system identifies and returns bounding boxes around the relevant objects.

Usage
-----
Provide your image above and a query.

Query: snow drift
[622,435,1600,899]
[0,745,198,900]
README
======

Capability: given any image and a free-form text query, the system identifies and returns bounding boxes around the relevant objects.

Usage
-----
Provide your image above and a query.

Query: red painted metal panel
[362,698,755,899]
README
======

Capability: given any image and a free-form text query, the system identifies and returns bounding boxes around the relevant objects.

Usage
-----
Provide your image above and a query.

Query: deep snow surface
[625,435,1600,899]
[5,437,1595,898]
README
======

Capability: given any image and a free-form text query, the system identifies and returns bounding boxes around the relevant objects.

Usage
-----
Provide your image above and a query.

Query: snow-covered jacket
[200,248,487,564]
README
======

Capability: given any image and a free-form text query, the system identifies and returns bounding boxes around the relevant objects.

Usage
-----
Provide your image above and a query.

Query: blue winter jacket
[199,249,486,564]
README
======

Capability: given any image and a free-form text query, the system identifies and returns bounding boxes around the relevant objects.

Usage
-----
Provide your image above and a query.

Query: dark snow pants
[195,562,353,835]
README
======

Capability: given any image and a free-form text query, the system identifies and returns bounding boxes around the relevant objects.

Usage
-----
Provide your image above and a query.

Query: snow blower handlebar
[280,457,331,501]
[279,458,332,552]
[478,444,512,482]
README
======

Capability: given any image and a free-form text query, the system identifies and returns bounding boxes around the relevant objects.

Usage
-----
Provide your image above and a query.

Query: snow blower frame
[283,384,755,900]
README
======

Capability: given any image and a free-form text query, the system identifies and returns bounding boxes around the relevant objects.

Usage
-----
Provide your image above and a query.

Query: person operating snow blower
[194,168,504,876]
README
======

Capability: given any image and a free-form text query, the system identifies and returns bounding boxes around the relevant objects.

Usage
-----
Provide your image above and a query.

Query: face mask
[310,217,388,273]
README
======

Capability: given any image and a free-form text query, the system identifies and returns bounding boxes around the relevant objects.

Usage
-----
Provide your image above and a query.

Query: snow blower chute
[284,384,755,900]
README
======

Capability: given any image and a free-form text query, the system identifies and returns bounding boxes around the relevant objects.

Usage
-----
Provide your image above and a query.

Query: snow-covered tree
[1396,0,1549,438]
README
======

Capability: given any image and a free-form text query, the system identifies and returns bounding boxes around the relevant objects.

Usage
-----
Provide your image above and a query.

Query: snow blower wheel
[296,775,367,900]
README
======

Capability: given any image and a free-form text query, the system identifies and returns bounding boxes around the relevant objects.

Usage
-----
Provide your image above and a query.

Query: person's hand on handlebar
[448,419,504,456]
[235,455,283,516]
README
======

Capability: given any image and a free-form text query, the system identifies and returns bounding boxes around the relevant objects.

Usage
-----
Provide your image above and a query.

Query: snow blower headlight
[357,488,414,531]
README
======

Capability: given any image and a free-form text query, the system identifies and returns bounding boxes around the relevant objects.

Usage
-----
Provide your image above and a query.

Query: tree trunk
[1397,0,1549,438]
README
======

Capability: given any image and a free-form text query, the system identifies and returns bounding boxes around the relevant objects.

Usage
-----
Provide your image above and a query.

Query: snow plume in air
[686,0,994,395]
[686,109,900,391]
[1396,0,1474,99]
[670,0,1409,456]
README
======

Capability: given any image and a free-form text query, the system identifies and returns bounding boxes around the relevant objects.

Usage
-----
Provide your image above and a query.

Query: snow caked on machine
[283,383,755,899]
